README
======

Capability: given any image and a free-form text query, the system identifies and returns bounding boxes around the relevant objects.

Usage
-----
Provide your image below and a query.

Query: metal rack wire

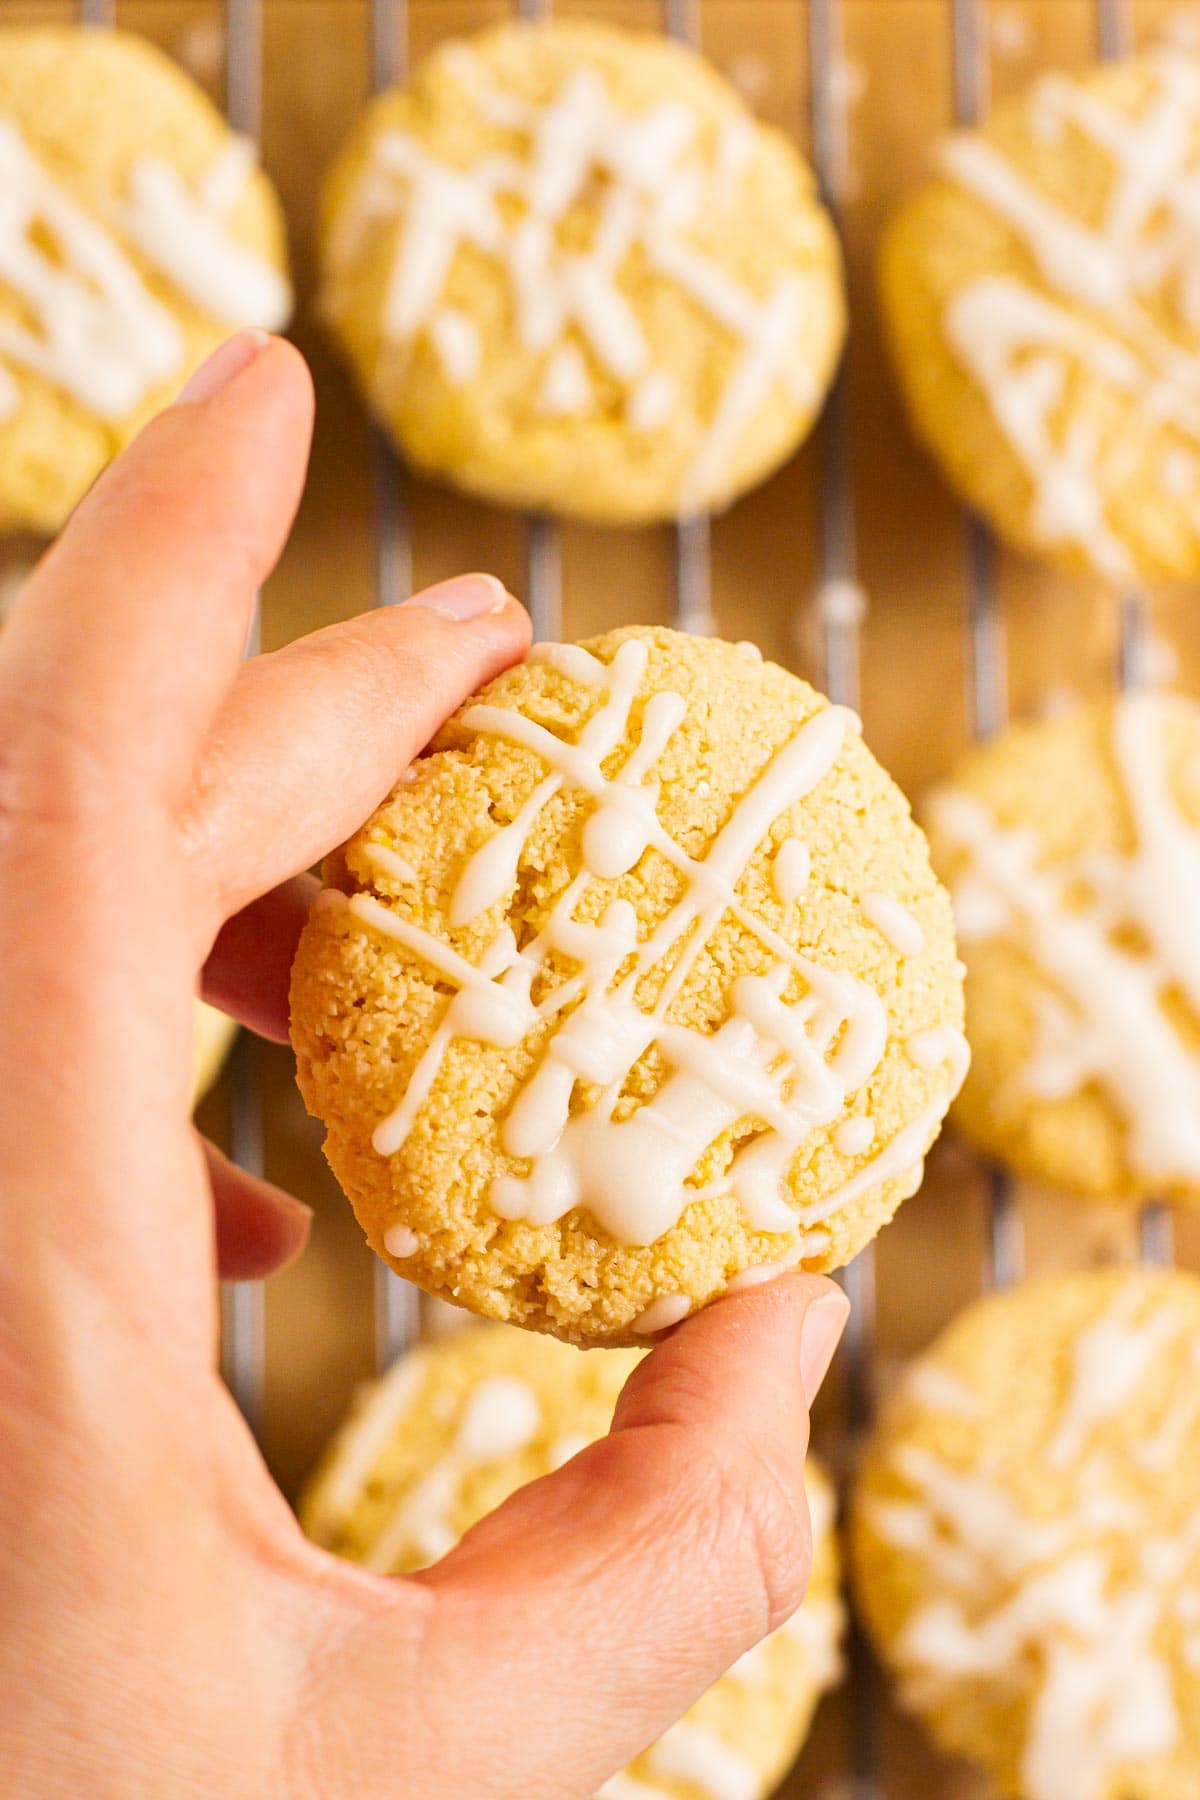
[949,0,1025,1305]
[1091,0,1177,1269]
[68,1,1185,1788]
[216,0,270,1430]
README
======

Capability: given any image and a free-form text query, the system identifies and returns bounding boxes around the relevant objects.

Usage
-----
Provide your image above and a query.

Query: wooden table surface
[7,3,1200,1794]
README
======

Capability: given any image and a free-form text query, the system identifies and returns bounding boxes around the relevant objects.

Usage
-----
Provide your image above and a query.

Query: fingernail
[799,1287,850,1406]
[404,573,510,622]
[177,330,271,404]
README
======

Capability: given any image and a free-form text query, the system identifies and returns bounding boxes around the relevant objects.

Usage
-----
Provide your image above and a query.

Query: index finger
[0,332,313,797]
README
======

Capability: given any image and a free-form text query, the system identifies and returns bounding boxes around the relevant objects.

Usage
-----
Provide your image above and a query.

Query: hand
[0,331,850,1800]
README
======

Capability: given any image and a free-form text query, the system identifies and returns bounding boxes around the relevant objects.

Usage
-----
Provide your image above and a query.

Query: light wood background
[6,3,1200,1794]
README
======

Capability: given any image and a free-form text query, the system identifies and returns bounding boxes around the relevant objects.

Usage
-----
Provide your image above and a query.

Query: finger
[0,333,313,798]
[205,1140,312,1280]
[202,875,319,1043]
[331,1276,848,1798]
[183,579,530,924]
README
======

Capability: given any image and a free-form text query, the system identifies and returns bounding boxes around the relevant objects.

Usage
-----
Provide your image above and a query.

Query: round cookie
[926,691,1200,1205]
[0,26,291,535]
[318,18,844,526]
[851,1267,1200,1800]
[300,1324,844,1800]
[290,625,966,1345]
[881,51,1200,582]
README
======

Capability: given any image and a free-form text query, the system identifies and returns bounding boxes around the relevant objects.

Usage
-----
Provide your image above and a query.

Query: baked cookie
[881,51,1200,582]
[192,1001,236,1108]
[851,1267,1200,1800]
[927,691,1200,1205]
[318,18,844,525]
[0,26,291,535]
[300,1324,844,1799]
[291,625,966,1345]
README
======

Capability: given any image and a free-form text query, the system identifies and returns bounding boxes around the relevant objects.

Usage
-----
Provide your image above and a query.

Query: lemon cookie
[881,51,1200,581]
[0,27,291,535]
[290,625,965,1345]
[927,691,1200,1205]
[318,18,844,526]
[851,1267,1200,1800]
[301,1324,844,1799]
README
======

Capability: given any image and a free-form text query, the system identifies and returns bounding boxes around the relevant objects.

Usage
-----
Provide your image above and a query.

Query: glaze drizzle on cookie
[867,1287,1200,1800]
[932,692,1200,1184]
[0,120,288,420]
[340,637,966,1256]
[939,52,1200,576]
[327,48,821,511]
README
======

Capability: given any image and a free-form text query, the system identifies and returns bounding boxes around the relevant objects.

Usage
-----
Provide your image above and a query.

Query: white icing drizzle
[429,306,482,383]
[0,121,182,417]
[834,1115,875,1156]
[538,342,593,414]
[0,121,287,420]
[364,1374,541,1571]
[631,1293,691,1335]
[771,837,811,903]
[312,885,349,916]
[329,54,819,508]
[861,892,925,955]
[725,1259,790,1291]
[627,369,677,432]
[364,840,419,884]
[870,1297,1200,1800]
[798,1028,969,1228]
[525,640,609,685]
[1162,446,1200,494]
[1133,1342,1200,1469]
[123,147,290,329]
[351,638,964,1261]
[934,693,1200,1183]
[1047,1289,1181,1466]
[939,52,1200,573]
[904,1362,983,1418]
[943,277,1138,580]
[383,1223,419,1259]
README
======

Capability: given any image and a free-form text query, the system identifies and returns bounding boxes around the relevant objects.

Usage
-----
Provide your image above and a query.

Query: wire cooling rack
[58,1,1194,1792]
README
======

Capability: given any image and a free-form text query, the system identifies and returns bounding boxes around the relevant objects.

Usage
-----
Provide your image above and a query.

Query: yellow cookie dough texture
[301,1324,844,1800]
[851,1267,1200,1800]
[0,26,291,535]
[881,50,1200,581]
[927,691,1200,1206]
[291,625,965,1346]
[319,18,844,525]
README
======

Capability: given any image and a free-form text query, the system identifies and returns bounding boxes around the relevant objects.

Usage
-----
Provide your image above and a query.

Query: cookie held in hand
[291,626,965,1344]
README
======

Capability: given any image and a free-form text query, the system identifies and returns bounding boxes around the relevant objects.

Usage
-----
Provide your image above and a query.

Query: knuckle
[733,1443,813,1629]
[0,695,115,844]
[636,1425,805,1641]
